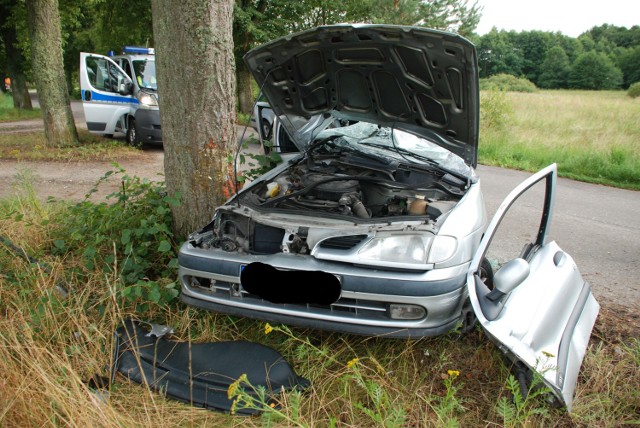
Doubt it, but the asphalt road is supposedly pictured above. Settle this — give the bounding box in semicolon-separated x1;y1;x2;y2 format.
478;164;640;308
2;96;638;309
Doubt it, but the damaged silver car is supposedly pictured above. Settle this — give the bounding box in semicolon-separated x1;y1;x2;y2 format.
178;24;598;409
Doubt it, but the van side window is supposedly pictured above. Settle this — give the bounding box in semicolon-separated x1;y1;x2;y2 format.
85;56;128;93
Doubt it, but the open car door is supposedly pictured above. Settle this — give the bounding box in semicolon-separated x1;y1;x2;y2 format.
79;52;134;135
467;164;599;411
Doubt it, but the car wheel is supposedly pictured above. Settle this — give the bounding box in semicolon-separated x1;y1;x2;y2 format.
460;258;494;333
480;258;494;290
261;119;272;140
127;118;140;147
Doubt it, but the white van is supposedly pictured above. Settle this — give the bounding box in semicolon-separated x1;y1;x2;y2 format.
79;47;161;145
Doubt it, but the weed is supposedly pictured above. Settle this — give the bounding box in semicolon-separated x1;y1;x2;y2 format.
496;367;552;426
430;370;465;427
480;89;513;130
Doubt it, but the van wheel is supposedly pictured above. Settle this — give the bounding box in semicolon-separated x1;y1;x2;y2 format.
127;119;140;147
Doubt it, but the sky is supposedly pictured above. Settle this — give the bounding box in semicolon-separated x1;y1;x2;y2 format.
474;0;640;37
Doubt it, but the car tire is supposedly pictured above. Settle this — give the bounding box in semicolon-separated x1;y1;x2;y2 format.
480;258;494;290
460;258;495;333
127;118;140;147
261;119;272;140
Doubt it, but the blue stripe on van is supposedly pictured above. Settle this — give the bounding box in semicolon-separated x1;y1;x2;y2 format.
82;89;139;104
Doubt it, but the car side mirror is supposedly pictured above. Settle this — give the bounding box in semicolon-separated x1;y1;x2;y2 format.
493;258;530;295
476;258;530;321
119;80;133;96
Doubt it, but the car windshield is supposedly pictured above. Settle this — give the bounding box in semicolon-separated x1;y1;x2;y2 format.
315;121;471;177
132;60;157;90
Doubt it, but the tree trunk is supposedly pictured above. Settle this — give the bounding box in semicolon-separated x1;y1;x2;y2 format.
25;0;78;146
151;0;236;237
2;34;33;109
236;58;254;114
0;0;33;109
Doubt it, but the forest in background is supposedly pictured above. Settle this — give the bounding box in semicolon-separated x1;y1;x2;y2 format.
1;0;638;107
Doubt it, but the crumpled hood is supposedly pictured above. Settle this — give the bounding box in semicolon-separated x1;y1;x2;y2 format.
244;24;479;166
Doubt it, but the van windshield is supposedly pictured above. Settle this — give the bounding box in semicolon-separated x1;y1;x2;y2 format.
133;60;157;90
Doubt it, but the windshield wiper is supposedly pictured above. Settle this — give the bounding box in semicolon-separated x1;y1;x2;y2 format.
359;142;470;182
359;142;440;167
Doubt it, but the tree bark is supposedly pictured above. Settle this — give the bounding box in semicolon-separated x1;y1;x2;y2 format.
25;0;78;146
151;0;236;237
236;59;253;114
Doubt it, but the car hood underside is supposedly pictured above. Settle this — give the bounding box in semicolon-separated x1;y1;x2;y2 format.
244;24;479;166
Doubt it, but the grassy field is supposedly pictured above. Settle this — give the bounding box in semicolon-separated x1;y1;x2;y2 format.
0;92;42;122
480;90;640;190
0;173;639;427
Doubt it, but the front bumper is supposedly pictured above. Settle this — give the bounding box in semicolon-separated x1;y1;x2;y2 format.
135;108;162;143
178;243;470;338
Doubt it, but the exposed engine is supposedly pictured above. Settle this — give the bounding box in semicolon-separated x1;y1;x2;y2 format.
239;153;466;220
191;143;470;255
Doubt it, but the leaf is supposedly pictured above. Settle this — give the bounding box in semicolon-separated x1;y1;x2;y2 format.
158;240;172;253
148;286;161;303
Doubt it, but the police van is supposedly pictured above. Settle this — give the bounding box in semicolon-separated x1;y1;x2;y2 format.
79;46;161;145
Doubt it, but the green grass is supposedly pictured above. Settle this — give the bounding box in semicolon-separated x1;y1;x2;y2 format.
0;173;639;427
0;92;42;121
479;90;640;190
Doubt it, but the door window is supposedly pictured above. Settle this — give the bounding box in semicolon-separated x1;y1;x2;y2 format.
85;56;128;93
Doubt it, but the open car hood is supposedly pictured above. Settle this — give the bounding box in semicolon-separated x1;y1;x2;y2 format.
244;24;479;166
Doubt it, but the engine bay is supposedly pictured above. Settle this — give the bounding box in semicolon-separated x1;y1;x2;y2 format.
239;141;468;220
190;136;472;255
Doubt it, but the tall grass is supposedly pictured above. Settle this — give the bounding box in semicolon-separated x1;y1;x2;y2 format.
1;172;639;426
480;90;640;190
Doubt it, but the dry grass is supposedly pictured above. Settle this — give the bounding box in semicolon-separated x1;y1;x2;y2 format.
1;168;639;427
480;90;640;190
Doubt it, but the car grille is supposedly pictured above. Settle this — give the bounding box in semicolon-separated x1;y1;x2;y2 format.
189;277;389;321
318;234;368;250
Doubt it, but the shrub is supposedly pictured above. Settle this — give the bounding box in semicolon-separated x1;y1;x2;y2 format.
479;74;537;93
48;165;181;311
627;82;640;98
480;89;513;130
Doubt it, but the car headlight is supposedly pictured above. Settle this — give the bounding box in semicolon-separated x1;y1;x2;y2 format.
426;235;457;264
137;91;158;107
358;235;430;265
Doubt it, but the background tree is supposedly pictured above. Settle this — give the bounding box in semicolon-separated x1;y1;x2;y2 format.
510;31;550;85
569;51;623;90
537;45;571;89
618;46;640;87
25;0;77;146
152;0;236;236
0;0;33;109
233;0;482;113
475;28;523;78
